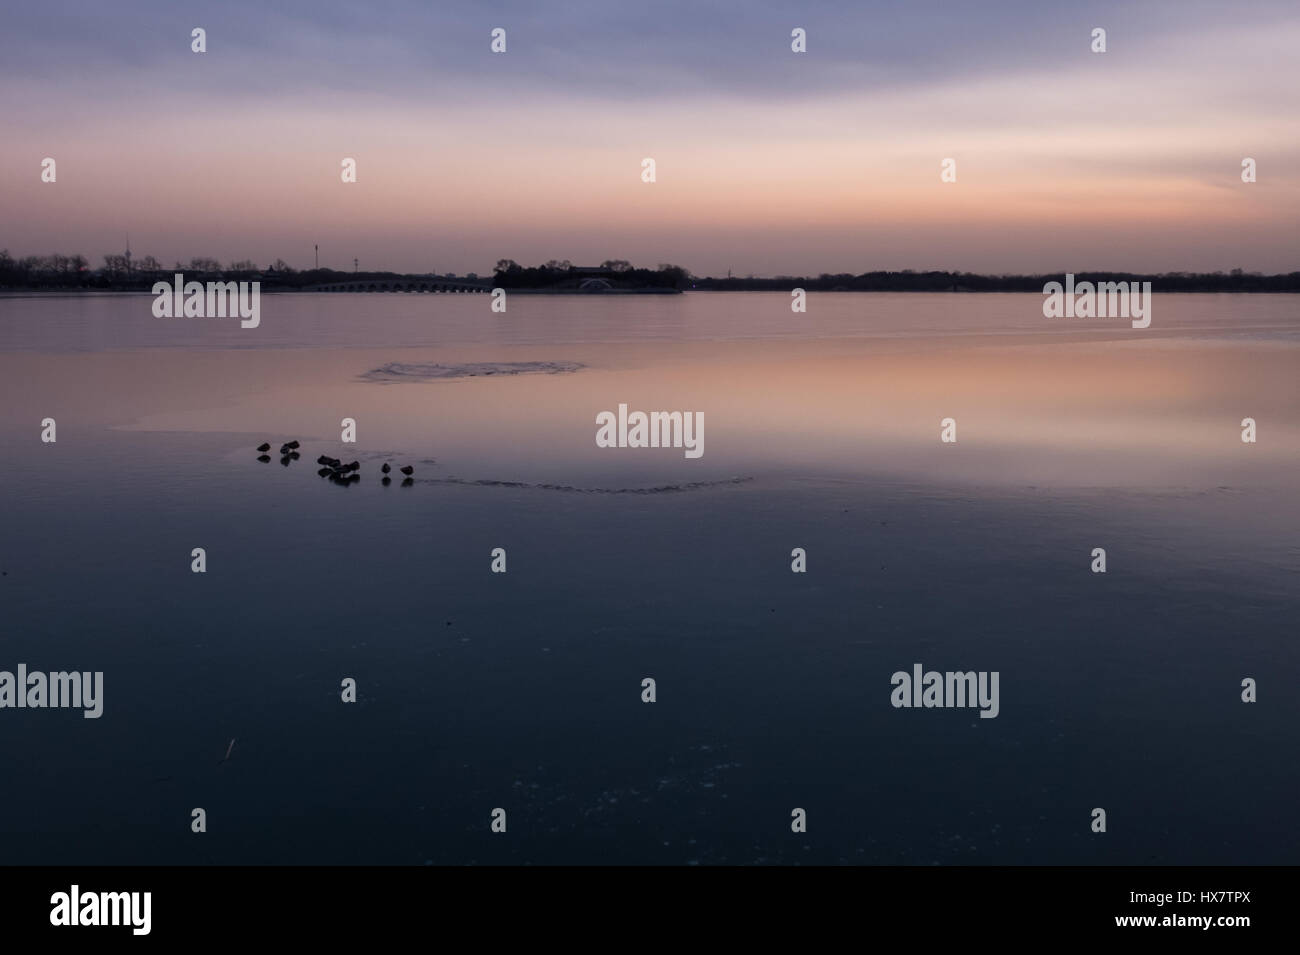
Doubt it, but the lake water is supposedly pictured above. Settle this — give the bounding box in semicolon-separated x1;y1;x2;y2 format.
1;291;1297;864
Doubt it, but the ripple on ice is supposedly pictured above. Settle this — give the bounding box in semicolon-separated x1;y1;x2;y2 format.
360;360;584;383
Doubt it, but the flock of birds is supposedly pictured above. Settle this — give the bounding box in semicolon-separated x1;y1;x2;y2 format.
255;441;415;486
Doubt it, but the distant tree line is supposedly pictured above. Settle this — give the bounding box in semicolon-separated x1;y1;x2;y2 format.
0;250;303;289
492;259;691;290
2;251;1296;292
691;268;1300;292
0;250;483;290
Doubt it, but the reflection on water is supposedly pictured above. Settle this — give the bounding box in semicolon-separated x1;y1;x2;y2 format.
0;292;1296;864
1;290;1298;351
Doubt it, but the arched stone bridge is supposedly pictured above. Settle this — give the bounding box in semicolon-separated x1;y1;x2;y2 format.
306;279;491;293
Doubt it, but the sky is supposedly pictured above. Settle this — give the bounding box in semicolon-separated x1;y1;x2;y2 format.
2;0;1298;276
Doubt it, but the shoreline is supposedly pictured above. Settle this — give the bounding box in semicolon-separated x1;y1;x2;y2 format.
4;287;1300;297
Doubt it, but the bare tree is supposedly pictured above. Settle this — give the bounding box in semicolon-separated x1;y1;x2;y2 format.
657;263;691;288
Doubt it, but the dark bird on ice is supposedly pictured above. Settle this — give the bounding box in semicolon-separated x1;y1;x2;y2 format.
256;443;271;452
399;465;414;476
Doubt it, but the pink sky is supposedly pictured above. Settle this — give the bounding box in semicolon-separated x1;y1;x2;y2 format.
2;7;1297;276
